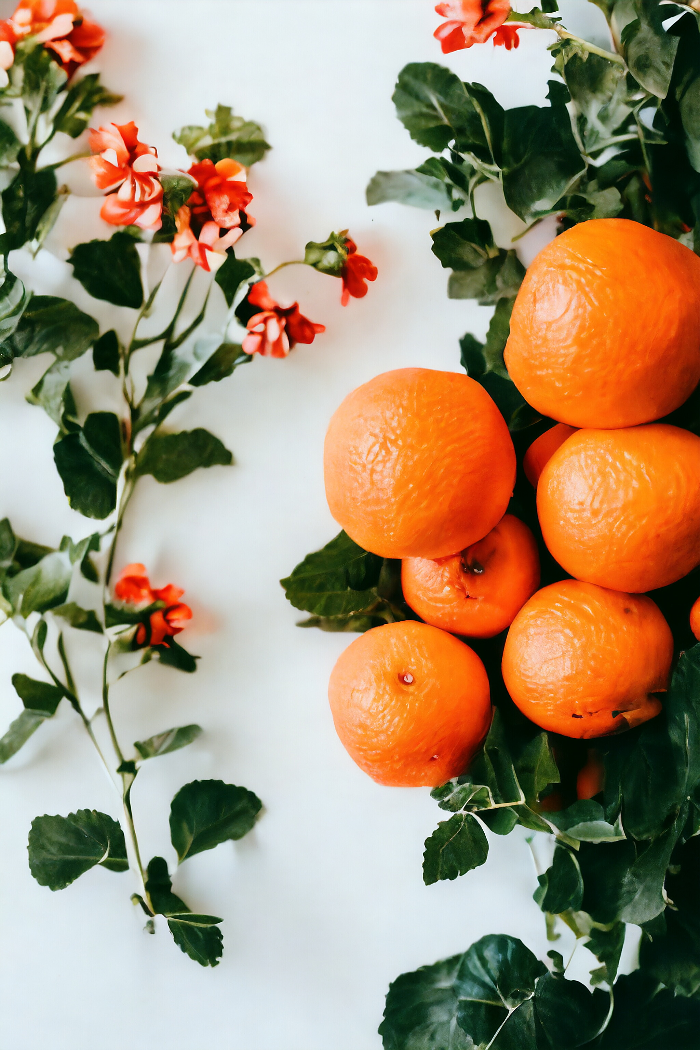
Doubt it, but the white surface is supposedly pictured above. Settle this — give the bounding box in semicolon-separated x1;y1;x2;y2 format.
0;3;606;1048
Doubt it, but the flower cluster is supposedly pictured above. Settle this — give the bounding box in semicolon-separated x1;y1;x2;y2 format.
241;280;325;358
0;0;104;84
434;0;524;52
171;158;253;272
114;564;192;647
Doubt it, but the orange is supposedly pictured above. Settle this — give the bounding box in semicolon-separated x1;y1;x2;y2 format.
502;580;673;739
537;424;700;592
577;750;605;800
401;514;540;638
323;368;516;559
504;219;700;429
691;597;700;640
328;620;491;786
523;424;577;487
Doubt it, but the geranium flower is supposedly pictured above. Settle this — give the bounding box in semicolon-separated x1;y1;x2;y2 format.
241;281;325;358
171;158;254;271
89;121;163;231
114;563;192;647
1;0;104;80
434;0;518;51
493;24;521;48
340;238;378;306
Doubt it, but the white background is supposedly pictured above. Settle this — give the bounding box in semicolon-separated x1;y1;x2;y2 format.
0;3;624;1048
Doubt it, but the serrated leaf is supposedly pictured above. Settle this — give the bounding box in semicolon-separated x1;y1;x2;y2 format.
52;73;122;138
366;168;461;211
28;809;128;889
144;856;223;967
135;428;232;483
54;412;122;519
169;779;262;863
423;812;489;885
587;922;625;987
51;602;102;633
69;232;143;309
134;724;202;760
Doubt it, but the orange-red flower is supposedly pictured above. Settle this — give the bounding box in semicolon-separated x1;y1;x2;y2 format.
114;563;192;647
171;158;254;271
0;1;104;80
434;0;518;51
89;121;163;231
241;281;325;358
493;23;521;48
340;238;378;306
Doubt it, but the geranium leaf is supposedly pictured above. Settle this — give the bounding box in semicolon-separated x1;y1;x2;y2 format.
1;167;57;251
547;800;626;843
28;809;128;889
281;531;383;617
366;168;461;211
169;779;262;862
134;724;202;760
51;602;103;633
6;295;98;361
190;342;248;385
144;856;223;967
501;103;585;222
214;252;256;307
54;412;122;519
92;330;120;375
534;845;584;914
69;232;144;309
423;812;489;885
135;428;232;483
52;73;122;138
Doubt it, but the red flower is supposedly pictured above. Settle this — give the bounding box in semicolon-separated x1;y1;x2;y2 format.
171;158;254;271
2;1;104;79
242;281;325;358
493;24;522;48
114;563;192;647
340;238;378;307
89;121;163;231
434;0;517;51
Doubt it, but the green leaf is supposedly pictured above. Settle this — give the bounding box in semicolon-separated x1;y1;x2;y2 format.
0;272;28;369
28;809;128;890
534;845;584;914
0;672;64;763
5;550;72;616
18;42;67;113
134;724;202;760
448;249;525;304
432;709;524;813
431;217;497;271
214;252;256;308
0;119;20;165
154;638;199;673
54;412;122;519
423;812;489;885
135;428;232;484
92;330;120;375
594;970;700;1049
379;952;476;1050
169;779;262;863
0;709;52;763
69;232;144;309
1;167;57;251
640;836;700;996
139;334;230;419
144;856;223;967
455;936;546;1042
366;168;462;211
501;103;586;222
533;972;608;1048
514;732;560;808
51;602;103;633
173;104;271;166
548;800;626;844
190;342;248;386
6;295;98;361
668;13;700;173
587;922;625;986
52;73;122;138
560;51;632;155
620;0;680;99
26;359;74;427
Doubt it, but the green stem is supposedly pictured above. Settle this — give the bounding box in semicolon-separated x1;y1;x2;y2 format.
104;466;137;590
552;26;625;65
40;149;91;171
263;259;307;280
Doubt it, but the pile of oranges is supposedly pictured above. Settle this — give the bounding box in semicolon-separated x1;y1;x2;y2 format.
323;219;700;790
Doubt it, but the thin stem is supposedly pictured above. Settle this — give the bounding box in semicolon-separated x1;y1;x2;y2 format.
101;644;124;765
104;467;136;590
263;259;307;280
564;939;580;973
40;150;91;171
552;26;625;65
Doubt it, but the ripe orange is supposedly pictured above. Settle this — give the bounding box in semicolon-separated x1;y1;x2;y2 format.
523;424;577;487
537;424;700;592
323;368;516;559
328;620;491;787
504;219;700;429
691;596;700;641
401;514;540;638
502;580;673;739
577;750;605;800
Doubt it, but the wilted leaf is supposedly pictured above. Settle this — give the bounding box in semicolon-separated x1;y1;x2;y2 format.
169;779;262;862
28;809;128;889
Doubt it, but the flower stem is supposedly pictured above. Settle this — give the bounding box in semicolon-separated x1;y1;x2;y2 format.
552;26;625;66
263;259;307;280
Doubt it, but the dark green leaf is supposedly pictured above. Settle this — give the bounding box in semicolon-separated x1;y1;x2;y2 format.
547;800;625;843
0;119;20;165
1;167;57;251
448;249;525;304
54;412;122;519
18;42;67;113
455;935;546;1044
52;73;122;138
79;532;101;583
173;104;271;166
431;217;497;271
0;709;52;763
214;252;256;308
92;330;120;375
534;845;584;914
26;359;74;427
135;428;232;484
533;972;608;1048
423;812;489;885
139;335;227;418
668;14;700;173
303;231;349;276
392;63;476;152
587;923;625;986
134;724;202;760
190;342;248;385
640;836;700;996
379;952;476;1050
154;639;198;673
514;732;560;808
169;779;262;863
432;710;524;814
28;809;128;889
281;531;383;617
6;295;98;361
0;272;28;369
560;51;632;155
366;168;462;211
51;602;103;633
144;856;223;967
594;970;700;1048
12;673;64;713
620;0;680;99
69;232;144;309
501;104;586;221
0;517;16;564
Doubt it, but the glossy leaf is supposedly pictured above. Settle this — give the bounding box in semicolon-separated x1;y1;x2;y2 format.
534;845;584;914
214;252;256;307
144;856;223;967
431;217;497;271
501;104;585;221
423;812;489;885
169;779;262;863
54;412;122;519
190;342;248;385
136;428;231;484
69;232;144;309
134;724;202;760
533;972;608;1048
174;104;271;166
28;809;128;889
6;296;98;361
52;73;122;137
639;836;700;996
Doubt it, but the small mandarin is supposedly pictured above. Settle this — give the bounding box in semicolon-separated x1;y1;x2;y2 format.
328;620;491;787
523;424;577;487
577;750;605;800
502;580;673;739
691;597;700;641
401;514;540;639
323;368;516;559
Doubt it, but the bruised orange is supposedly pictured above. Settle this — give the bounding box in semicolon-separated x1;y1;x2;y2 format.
537;424;700;592
523;424;577;487
502;580;673;739
401;514;540;639
505;219;700;429
328;620;491;787
323;368;516;559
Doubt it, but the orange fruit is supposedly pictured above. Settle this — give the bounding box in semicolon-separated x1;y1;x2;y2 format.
401;514;540;639
537;424;700;592
504;218;700;428
323;367;516;559
328;620;491;786
502;580;673;739
577;750;605;800
523;424;577;487
691;596;700;640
